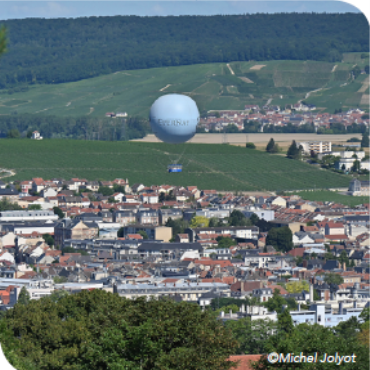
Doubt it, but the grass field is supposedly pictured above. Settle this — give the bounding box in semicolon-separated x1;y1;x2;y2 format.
0;139;357;192
292;190;368;207
0;55;366;118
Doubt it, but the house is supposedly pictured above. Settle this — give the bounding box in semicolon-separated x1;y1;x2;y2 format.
31;131;43;140
159;208;183;225
325;222;345;236
267;196;287;208
113;211;136;226
244;252;277;268
32;178;46;193
293;232;315;246
40;187;58;198
0;188;19;203
140;193;159;204
137;242;202;260
81;181;99;192
252;287;273;302
112;192;125;203
175;233;189;243
20;181;32;194
54;219;99;247
187;226;259;243
131;183;146;194
123;225;172;242
100;181;113;188
136;210;159;225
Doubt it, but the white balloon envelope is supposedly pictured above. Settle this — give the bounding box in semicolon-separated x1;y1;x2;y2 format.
149;94;200;144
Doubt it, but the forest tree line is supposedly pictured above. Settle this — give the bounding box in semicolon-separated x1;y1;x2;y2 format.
0;114;151;140
0;13;368;88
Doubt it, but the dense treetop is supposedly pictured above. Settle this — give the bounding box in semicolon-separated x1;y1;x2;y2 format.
0;13;368;88
3;289;238;370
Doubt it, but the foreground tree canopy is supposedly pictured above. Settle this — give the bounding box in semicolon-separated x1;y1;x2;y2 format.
2;289;238;370
253;309;369;370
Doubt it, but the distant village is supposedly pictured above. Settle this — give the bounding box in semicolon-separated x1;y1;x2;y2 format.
199;104;369;132
0;176;369;328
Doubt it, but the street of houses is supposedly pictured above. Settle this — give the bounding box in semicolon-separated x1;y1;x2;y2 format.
0;176;369;327
199;105;369;132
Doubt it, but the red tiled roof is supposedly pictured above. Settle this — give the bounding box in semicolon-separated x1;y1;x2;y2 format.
288;248;305;257
325;235;348;240
161;278;180;284
325;222;344;228
194;260;233;267
228;355;263;370
268;284;288;295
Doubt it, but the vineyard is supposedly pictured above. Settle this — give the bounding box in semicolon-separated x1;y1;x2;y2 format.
0;139;355;192
0;57;362;118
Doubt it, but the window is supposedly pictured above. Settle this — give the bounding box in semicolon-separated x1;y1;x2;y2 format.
318;315;321;322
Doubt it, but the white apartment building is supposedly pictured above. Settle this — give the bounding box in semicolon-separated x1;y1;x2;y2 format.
0;210;58;222
298;141;331;154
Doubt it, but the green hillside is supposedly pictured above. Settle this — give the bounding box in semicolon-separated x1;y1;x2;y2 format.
1;56;367;118
0;139;354;191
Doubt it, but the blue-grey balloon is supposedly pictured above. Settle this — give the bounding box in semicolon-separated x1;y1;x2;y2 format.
150;94;200;144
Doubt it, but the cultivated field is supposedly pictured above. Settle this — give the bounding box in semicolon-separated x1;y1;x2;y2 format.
0;139;355;192
0;55;365;118
134;133;363;145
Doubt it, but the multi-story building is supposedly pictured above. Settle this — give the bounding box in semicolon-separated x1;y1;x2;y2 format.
0;210;58;222
123;225;172;242
115;282;230;302
159;208;183;225
187;226;259;242
113;211;136;226
298;141;331;154
54;219;99;247
136;210;159;225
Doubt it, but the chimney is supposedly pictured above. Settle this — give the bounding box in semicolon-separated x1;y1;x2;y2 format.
342;262;346;271
229;309;233;317
309;284;314;302
339;302;343;314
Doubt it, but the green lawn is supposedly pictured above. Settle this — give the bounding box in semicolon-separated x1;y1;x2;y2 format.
0;139;356;192
0;58;356;118
292;190;368;207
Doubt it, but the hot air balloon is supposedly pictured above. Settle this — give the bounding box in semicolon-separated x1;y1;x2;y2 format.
149;94;200;172
149;94;200;144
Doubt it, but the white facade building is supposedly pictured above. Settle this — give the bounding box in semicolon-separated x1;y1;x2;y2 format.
31;131;43;140
298;141;331;154
0;210;58;222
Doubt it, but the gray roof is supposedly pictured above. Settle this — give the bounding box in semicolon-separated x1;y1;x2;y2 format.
138;242;202;252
